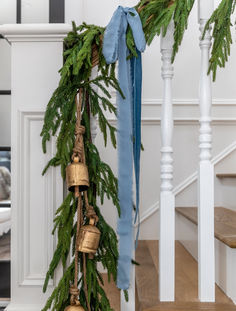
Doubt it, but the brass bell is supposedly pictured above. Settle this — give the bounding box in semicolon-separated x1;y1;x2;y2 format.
77;218;101;254
64;304;85;311
66;157;89;193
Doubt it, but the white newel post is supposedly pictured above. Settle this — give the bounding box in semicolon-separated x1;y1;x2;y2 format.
0;24;71;311
198;0;215;302
159;21;175;302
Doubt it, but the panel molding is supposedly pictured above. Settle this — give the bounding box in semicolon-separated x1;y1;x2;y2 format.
106;97;236;124
18;111;55;287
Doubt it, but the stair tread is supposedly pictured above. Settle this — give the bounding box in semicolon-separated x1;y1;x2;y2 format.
102;274;120;311
216;173;236;178
136;240;159;309
176;207;236;248
135;241;233;311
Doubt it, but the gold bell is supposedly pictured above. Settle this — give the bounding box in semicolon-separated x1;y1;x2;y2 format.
64;304;85;311
66;157;89;193
77;218;101;254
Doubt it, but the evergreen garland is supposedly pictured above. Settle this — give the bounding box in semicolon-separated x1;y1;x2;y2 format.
204;0;236;81
42;0;236;309
41;22;124;311
127;0;195;61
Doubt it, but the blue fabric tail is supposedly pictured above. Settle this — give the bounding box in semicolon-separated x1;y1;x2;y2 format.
131;50;142;248
102;6;146;290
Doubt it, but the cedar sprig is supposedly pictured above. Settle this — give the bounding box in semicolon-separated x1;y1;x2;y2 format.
41;23;121;311
203;0;236;81
126;0;195;62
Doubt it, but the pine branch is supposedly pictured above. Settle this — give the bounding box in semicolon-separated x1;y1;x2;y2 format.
203;0;235;81
126;0;195;62
41;23;121;311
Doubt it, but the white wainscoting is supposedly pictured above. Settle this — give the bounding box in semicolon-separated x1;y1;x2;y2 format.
18;111;55;287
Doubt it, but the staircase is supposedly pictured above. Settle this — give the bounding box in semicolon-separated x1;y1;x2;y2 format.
103;173;236;310
135;241;235;311
104;240;236;310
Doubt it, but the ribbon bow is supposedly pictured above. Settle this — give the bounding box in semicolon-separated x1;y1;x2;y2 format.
103;6;146;290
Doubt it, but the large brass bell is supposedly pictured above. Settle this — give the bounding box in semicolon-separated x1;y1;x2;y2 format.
77;218;101;254
64;304;85;311
66;157;89;193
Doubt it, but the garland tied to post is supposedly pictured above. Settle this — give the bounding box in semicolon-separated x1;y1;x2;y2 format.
41;1;234;310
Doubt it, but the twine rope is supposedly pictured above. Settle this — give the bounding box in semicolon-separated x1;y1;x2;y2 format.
70;193;82;306
69;88;98;310
72;89;85;164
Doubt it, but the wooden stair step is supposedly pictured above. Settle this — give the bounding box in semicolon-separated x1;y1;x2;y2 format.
216;173;236;179
103;239;235;310
135;240;159;310
102;273;120;311
176;207;236;248
135;241;234;311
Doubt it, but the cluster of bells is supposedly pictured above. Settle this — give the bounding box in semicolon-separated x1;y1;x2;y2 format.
65;158;101;311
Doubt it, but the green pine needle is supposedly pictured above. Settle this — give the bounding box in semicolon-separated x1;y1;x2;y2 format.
203;0;235;81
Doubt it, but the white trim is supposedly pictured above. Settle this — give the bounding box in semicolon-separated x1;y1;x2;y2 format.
109;118;236;125
142;98;236;106
138;140;236;225
109;95;236;106
0;24;71;35
0;24;71;42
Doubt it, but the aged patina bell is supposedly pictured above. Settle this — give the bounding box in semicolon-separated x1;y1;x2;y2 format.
77;218;101;254
64;304;85;311
66;157;89;193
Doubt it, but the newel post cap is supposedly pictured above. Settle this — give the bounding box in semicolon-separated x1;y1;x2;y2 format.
0;23;72;42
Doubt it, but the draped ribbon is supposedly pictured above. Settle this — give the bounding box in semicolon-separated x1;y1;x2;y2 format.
103;6;146;290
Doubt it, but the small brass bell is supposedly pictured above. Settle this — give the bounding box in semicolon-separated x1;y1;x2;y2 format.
64;304;85;311
77;218;101;254
66;157;89;193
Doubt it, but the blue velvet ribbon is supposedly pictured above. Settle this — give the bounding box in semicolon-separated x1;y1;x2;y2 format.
103;6;146;290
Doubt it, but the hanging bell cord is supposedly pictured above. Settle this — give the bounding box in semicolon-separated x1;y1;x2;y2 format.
72;89;86;164
70;192;82;306
69;88;97;311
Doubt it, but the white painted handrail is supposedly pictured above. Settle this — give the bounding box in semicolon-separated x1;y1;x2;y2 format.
198;0;215;302
0;23;71;41
159;20;175;302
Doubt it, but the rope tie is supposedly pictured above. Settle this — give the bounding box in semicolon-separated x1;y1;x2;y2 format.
72;90;85;164
84;192;98;223
69;285;80;305
69;88;98;311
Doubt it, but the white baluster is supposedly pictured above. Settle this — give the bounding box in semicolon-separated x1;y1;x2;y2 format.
198;0;215;302
159;20;175;302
